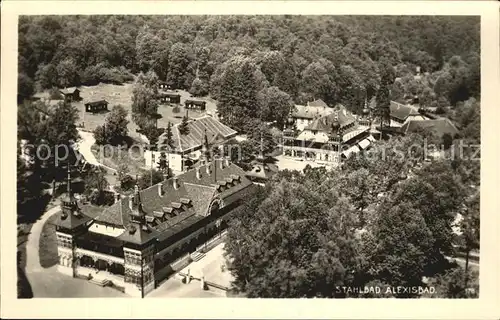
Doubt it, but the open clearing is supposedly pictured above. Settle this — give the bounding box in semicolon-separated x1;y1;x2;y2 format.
71;83;218;137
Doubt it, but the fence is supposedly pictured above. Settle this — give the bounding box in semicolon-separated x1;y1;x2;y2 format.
176;271;230;294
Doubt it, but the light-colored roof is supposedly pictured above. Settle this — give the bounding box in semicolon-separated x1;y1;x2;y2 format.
307;99;329;108
390;101;420;121
342;145;360;158
358;139;371;150
59;87;79;95
292;104;334;120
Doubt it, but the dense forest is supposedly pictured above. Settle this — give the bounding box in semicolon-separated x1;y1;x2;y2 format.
17;15;481;299
19;15;480;129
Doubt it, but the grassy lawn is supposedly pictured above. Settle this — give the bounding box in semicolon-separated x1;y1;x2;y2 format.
39;214;59;268
53;82;219;139
91;144;145;178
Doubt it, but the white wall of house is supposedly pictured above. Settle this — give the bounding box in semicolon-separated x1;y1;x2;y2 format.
144;150;184;172
295;118;313;131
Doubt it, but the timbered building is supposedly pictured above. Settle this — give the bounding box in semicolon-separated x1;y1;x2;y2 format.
54;160;255;297
184;99;206;111
85;100;109;113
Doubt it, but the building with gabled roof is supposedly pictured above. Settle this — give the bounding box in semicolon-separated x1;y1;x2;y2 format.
54;159;255;297
283;104;376;164
389;101;429;127
400;118;459;137
59;87;81;102
144;115;238;173
291;101;335;131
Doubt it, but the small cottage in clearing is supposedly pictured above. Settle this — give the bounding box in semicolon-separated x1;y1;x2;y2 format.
158;92;181;104
85;100;109;113
59;87;81;102
184;99;207;111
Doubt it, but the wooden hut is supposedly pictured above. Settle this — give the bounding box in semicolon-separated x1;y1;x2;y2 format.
85;100;109;113
59;87;81;102
184;99;206;111
158;92;181;104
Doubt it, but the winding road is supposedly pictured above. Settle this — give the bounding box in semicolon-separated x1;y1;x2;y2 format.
76;129;117;172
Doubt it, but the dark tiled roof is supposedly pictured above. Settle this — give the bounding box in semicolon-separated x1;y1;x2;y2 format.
305;105;356;132
54;208;93;230
183;183;216;216
185;99;206;105
117;223;159;245
179;160;252;192
86;200;131;227
158;115;237;153
54;199;93;230
400;119;459;137
390;101;420;121
80;160;251;245
84;100;108;107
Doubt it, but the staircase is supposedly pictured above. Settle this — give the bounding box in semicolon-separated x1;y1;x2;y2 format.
89;278;111;287
190;251;206;262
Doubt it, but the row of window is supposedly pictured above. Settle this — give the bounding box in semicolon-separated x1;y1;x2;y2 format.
57;239;72;248
124;271;153;285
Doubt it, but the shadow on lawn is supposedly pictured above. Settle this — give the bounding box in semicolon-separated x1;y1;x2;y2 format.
17;252;34;299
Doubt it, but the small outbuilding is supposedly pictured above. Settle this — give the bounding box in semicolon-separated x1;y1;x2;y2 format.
158;92;181;104
85;100;109;113
59;87;81;102
184;99;206;111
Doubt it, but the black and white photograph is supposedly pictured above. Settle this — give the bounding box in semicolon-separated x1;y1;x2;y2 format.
1;1;499;319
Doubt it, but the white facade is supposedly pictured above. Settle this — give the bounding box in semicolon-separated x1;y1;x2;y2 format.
296;118;313;131
144;150;188;173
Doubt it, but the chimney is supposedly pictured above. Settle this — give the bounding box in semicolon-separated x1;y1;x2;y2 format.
173;177;179;190
196;167;201;180
225;158;230;167
158;183;164;197
220;159;225;170
206;163;211;175
115;193;121;204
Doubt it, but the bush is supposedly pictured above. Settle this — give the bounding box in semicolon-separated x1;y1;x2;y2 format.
120;175;136;191
89;190;115;206
49;87;63;100
80;64;134;86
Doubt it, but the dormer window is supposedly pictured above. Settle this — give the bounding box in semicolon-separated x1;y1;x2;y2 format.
180;198;191;206
153;211;164;219
128;225;137;234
